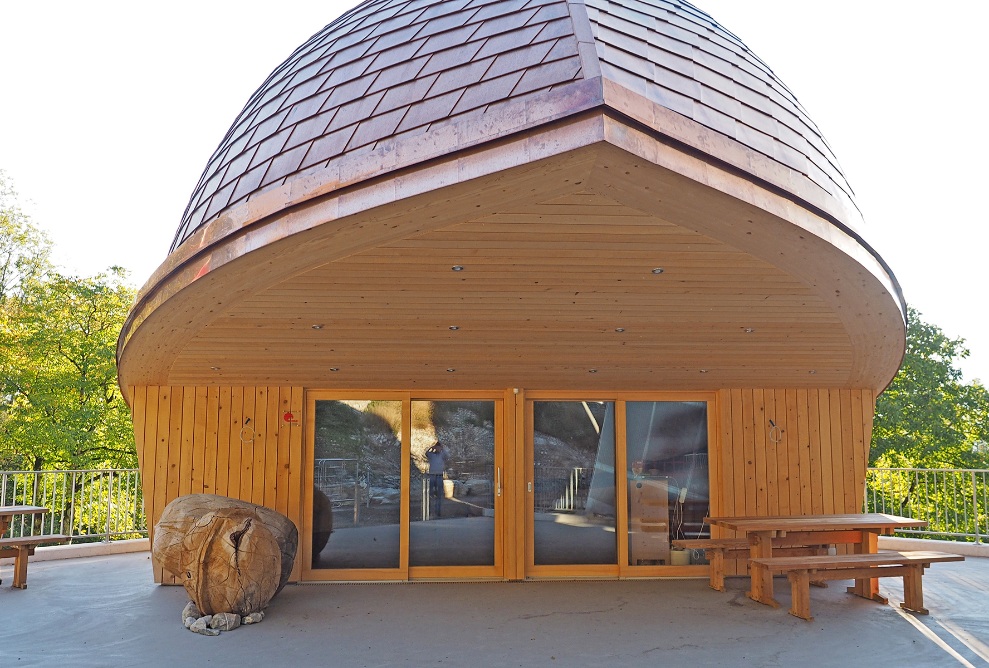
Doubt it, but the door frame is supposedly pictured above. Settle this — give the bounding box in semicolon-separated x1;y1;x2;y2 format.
519;391;716;580
301;390;510;582
301;389;715;581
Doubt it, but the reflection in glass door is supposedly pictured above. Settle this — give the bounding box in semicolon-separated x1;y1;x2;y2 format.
410;400;497;567
532;401;616;565
311;399;403;570
625;402;709;567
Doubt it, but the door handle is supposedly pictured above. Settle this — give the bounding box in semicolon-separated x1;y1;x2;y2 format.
527;482;533;492
496;467;502;497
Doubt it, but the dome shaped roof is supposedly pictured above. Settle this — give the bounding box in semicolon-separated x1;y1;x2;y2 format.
172;0;854;250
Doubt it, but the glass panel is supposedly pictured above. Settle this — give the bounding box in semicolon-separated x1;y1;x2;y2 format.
533;401;616;565
626;402;709;566
410;401;496;567
312;400;402;570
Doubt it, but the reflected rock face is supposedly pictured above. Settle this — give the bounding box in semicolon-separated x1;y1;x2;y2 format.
152;494;298;616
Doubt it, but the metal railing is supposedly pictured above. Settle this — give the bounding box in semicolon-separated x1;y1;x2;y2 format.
1;469;146;542
865;467;988;544
4;466;986;544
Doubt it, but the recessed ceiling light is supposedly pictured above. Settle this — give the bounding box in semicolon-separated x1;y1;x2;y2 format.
699;369;708;373
615;327;625;333
311;324;324;330
446;368;456;372
744;328;755;333
210;366;220;371
651;268;664;274
588;369;598;373
449;325;460;331
809;370;817;374
329;367;339;372
451;265;464;272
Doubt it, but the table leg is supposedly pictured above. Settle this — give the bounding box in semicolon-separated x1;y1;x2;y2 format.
848;529;887;603
746;531;779;607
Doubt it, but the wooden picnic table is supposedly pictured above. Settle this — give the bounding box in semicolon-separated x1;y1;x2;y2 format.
0;505;69;588
706;513;928;608
0;505;50;537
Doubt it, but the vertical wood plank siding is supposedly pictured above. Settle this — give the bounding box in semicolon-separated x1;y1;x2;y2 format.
712;388;875;574
131;385;875;583
130;386;305;583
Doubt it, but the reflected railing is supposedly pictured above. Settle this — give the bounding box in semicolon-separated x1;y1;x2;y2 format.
534;466;588;513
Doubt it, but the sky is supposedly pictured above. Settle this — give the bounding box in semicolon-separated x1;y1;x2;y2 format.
2;1;987;382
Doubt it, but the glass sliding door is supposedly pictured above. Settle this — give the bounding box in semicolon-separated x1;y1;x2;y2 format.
311;399;403;571
625;401;709;567
409;400;497;568
531;401;617;566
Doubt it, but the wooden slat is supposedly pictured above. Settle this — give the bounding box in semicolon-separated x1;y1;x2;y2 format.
287;386;304;582
275;387;291;516
821;390;845;513
251;387;268;506
178;387;194;498
840;390;857;512
203;387;220;495
812;389;831;514
227;387;244;501
191;387;208;495
741;389;757;516
791;389;806;515
215;386;232;497
264;386;280;509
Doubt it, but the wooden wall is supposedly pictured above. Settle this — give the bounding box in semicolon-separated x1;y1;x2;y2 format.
130;385;875;582
711;388;875;573
130;385;305;583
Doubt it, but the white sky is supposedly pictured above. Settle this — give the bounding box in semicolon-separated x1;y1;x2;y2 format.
2;1;987;383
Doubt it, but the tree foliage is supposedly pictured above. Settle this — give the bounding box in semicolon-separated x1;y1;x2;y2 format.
871;307;989;468
1;172;137;471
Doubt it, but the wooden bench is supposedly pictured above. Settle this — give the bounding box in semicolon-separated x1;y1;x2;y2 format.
749;550;965;621
672;536;845;592
0;535;71;589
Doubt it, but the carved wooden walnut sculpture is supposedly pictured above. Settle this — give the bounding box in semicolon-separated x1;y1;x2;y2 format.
153;495;298;616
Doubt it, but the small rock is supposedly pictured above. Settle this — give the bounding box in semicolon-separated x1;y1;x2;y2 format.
184;616;197;629
182;601;201;622
189;617;220;636
242;611;265;624
210;612;241;631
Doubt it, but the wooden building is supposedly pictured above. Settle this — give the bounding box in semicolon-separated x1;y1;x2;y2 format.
117;0;905;584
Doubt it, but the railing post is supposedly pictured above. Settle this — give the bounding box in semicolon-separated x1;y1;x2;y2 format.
106;470;114;543
973;470;982;545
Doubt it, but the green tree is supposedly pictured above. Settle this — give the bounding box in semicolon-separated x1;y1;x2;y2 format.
0;172;137;471
871;307;989;468
0;171;52;301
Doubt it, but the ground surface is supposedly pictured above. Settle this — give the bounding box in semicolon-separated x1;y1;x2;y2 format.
1;551;986;667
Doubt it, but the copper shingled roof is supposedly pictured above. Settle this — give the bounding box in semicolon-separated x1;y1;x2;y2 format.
171;0;853;251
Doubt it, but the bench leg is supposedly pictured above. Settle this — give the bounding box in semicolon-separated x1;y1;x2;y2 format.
787;570;814;621
900;565;929;615
708;549;726;592
12;545;30;589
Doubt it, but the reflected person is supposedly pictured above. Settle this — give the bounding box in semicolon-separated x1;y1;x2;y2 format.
425;441;449;517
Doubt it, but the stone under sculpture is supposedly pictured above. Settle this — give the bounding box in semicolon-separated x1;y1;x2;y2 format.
152;494;298;619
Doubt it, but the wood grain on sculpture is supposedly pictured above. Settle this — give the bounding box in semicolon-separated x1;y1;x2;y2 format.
152;494;298;617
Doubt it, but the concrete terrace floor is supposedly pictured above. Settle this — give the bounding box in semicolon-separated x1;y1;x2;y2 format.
1;551;987;668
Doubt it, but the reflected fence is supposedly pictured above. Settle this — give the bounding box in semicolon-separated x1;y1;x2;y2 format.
865;468;988;544
0;469;146;542
3;467;987;544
